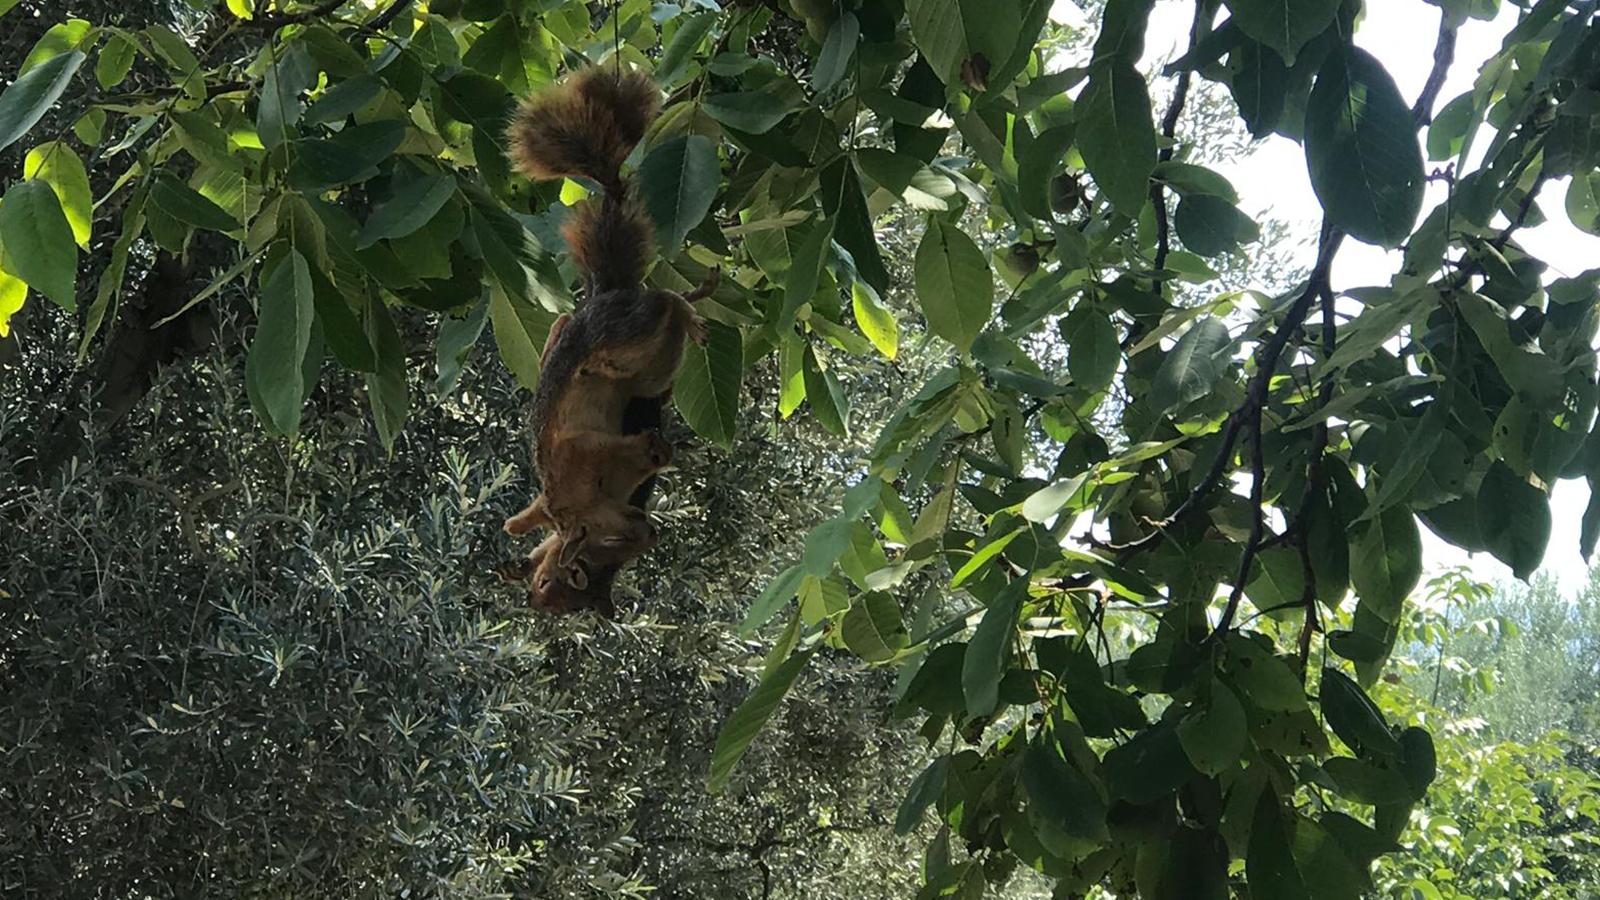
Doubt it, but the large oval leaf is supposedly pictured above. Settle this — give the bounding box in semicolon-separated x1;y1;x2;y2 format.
1151;317;1231;412
1225;0;1341;65
1349;504;1421;623
706;648;816;794
24;142;92;248
674;318;743;449
0;179;78;309
1076;59;1157;217
914;217;993;353
0;50;85;152
962;577;1026;718
245;248;316;435
1305;46;1424;247
639;134;719;250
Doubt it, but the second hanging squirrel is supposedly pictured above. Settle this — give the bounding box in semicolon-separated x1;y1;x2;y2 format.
500;66;718;609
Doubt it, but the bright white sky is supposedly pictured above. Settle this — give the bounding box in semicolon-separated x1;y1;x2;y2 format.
1052;1;1599;594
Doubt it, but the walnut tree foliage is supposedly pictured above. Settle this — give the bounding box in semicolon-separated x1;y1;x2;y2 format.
2;0;1600;897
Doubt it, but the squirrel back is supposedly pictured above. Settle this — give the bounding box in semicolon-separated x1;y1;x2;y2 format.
507;67;660;294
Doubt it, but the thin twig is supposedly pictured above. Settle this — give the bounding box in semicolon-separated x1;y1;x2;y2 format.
1410;13;1459;126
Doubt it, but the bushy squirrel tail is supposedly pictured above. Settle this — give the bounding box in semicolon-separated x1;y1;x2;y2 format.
507;67;660;293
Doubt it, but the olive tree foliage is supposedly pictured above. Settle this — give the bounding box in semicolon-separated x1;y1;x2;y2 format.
3;0;1600;896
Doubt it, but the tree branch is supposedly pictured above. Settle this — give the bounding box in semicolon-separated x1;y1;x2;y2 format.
1410;13;1459;126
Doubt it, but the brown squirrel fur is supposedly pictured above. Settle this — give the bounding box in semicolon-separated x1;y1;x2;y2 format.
502;66;717;594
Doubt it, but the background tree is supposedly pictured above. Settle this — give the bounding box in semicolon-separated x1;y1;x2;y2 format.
2;0;1599;898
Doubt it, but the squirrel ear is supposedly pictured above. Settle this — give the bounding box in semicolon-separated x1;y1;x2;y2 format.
558;525;588;568
564;564;590;591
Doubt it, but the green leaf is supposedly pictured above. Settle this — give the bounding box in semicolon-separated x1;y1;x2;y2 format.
1567;170;1600;236
703;91;796;134
1224;0;1341;65
1104;723;1196;803
640;134;719;250
1151;317;1231;412
1349;504;1421;623
1018;124;1075;221
486;283;550;391
20;20;92;75
906;0;1024;88
1397;726;1436;796
151;174;240;233
812;12;859;93
1177;678;1247;776
1305;47;1425;247
257;43;316;149
1061;306;1119;391
841;592;909;662
962;577;1025;718
358;175;456;248
914;218;994;353
1224;635;1308;712
0;179;77;309
308;268;375;372
852;281;898;359
363;297;408;450
1174;194;1261;257
1475;461;1550;580
778;333;806;417
23;142;91;248
78;189;145;357
1244;547;1305;615
246;249;316;435
1319;668;1400;758
1230;40;1288;137
657;11;717;85
0;254;24;337
1248;787;1310;900
821;157;889;292
895;755;950;835
675;319;743;449
1020;473;1089;523
802;344;850;437
1153;161;1240;203
1023;740;1109;843
707;648;816;794
0;51;85;153
742;564;807;635
781;214;832;330
1322;757;1417;805
1076;59;1157;216
95;33;137;90
435;296;487;394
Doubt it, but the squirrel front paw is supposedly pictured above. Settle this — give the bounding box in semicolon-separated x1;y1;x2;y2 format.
686;313;710;347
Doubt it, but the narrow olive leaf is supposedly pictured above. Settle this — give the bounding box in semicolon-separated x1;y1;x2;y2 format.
363;296;409;451
358;175;456;248
640;134;719;250
24;142;92;247
707;648;816;794
895;755;950;835
1076;59;1157;216
1151;317;1231;412
245;249;315;435
1475;460;1550;580
1023;741;1110;842
1174;194;1260;257
914;218;994;353
1305;46;1425;247
1349;504;1422;623
0;50;85;152
812;12;859;93
1061;306;1119;391
674;319;743;449
657;11;717;85
1320;668;1401;758
962;577;1026;719
1177;679;1247;776
151;174;240;232
802;344;850;437
852;281;899;359
742;563;807;635
0;180;78;309
1224;0;1341;65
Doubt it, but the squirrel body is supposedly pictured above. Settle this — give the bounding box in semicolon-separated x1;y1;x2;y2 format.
501;66;717;606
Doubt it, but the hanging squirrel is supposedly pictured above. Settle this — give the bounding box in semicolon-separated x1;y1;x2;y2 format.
500;66;718;608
